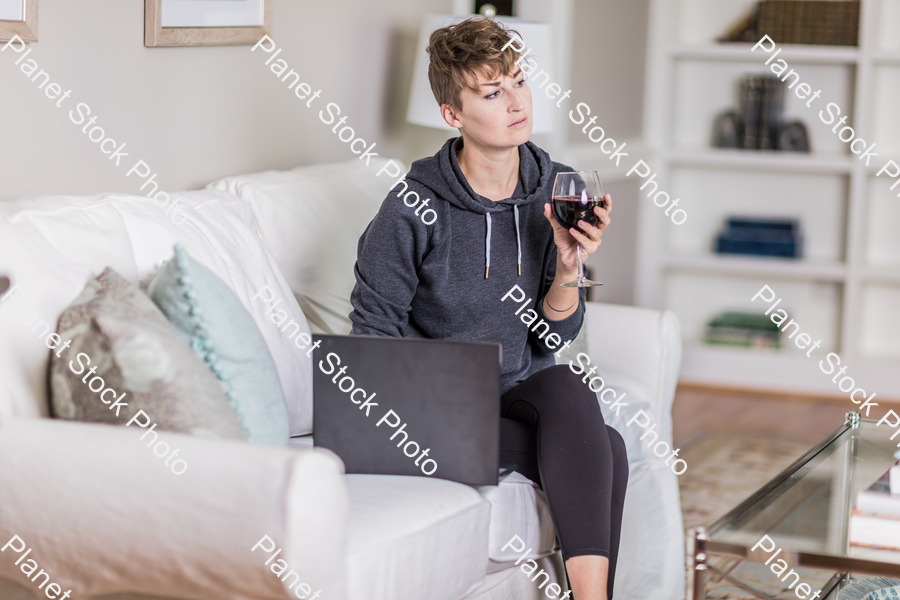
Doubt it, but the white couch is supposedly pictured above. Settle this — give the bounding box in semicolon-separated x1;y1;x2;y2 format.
0;158;685;600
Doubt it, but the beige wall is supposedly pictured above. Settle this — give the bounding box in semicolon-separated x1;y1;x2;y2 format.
570;0;649;142
0;0;453;201
1;0;650;202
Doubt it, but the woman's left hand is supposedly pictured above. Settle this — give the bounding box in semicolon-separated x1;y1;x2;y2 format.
543;193;613;273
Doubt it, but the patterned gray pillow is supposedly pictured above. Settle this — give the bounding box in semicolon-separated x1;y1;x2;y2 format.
49;267;246;440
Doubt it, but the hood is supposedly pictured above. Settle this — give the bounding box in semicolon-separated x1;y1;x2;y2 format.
404;137;557;279
405;136;555;214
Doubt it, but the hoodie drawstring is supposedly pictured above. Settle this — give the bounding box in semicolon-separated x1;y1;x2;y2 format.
514;205;522;276
484;208;522;279
485;213;492;279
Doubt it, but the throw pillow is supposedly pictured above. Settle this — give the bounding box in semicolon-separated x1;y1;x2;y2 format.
208;157;402;335
148;244;290;446
49;267;246;440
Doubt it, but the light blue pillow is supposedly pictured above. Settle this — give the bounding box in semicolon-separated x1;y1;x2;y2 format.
148;244;290;446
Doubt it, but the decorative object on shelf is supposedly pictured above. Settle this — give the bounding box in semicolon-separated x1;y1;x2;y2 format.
759;0;860;47
715;217;803;258
712;111;741;148
704;312;781;349
144;0;272;47
776;120;811;152
713;74;810;152
0;0;37;42
719;0;860;47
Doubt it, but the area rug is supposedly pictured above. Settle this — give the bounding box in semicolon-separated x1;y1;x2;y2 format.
679;433;836;599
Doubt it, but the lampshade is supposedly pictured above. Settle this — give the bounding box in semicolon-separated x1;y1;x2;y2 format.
406;15;556;134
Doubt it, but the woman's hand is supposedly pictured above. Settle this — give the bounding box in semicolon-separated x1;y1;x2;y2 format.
542;193;612;274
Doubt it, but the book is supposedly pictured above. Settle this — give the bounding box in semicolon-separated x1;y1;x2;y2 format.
855;462;900;517
849;510;900;551
740;76;763;150
758;77;785;150
715;217;802;258
705;312;781;349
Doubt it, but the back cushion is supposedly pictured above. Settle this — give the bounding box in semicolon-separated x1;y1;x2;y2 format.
0;199;139;419
209;157;405;335
0;191;315;436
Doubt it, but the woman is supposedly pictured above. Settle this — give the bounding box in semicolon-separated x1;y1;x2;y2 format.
349;17;628;600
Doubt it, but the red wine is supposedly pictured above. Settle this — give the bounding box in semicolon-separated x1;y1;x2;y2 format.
552;195;606;230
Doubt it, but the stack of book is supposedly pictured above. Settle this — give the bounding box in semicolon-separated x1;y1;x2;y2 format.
715;217;803;258
740;75;785;150
850;460;900;551
704;312;781;349
719;0;860;46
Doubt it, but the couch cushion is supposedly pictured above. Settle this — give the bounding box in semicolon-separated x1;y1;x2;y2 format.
475;471;557;565
0;199;139;419
149;245;290;445
50;267;246;441
345;474;490;600
0;191;315;436
113;190;314;436
209;158;405;336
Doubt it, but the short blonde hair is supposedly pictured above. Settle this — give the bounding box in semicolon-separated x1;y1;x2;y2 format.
426;17;522;111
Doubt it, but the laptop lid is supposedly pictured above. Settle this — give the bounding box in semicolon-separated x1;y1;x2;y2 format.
312;334;501;485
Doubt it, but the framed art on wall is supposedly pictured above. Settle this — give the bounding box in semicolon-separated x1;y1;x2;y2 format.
0;0;38;43
145;0;272;47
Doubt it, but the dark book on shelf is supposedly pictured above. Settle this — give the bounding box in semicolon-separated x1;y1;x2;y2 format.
715;217;803;258
740;76;764;150
727;218;799;233
759;77;785;150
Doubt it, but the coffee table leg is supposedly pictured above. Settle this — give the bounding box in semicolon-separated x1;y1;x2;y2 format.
686;526;708;600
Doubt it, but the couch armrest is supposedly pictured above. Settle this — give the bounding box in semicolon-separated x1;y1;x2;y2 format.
579;302;686;600
581;302;681;438
0;418;349;600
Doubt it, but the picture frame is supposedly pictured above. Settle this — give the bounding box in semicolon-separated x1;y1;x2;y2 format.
144;0;272;47
0;0;38;43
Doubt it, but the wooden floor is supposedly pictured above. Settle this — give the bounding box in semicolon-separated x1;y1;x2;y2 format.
672;384;853;450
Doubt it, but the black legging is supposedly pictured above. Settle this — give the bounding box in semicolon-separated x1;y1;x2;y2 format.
500;364;628;599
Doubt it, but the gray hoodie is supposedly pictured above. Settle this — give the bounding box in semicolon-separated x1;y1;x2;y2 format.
350;136;585;394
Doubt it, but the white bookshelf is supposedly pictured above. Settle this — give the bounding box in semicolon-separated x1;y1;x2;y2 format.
640;0;900;399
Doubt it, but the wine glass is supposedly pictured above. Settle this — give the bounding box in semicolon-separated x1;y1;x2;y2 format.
551;171;606;288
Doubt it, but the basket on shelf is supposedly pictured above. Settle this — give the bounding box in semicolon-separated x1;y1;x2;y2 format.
720;0;860;47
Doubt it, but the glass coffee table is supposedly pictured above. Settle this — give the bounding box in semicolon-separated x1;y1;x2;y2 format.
687;412;900;600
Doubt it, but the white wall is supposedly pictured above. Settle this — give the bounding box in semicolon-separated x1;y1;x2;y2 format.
0;0;452;201
569;0;650;305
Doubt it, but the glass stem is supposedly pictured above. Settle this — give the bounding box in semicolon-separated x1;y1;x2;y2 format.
576;244;584;283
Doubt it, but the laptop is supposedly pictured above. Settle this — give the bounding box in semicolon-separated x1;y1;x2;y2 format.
312;334;501;485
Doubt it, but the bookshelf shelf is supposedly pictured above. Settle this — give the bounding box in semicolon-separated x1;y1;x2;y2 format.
862;267;900;285
670;43;860;64
664;254;847;281
667;148;853;174
641;0;900;399
871;51;900;65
